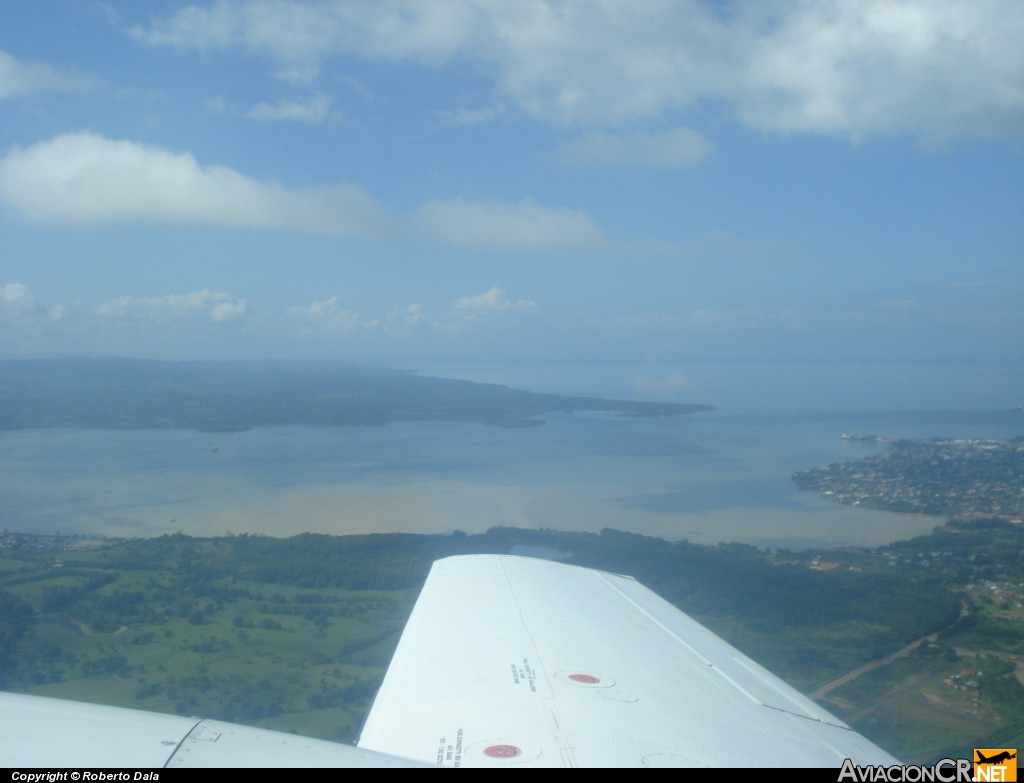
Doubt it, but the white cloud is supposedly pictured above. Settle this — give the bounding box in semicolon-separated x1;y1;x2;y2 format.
415;197;606;250
96;290;249;323
0;284;78;354
134;0;490;67
0;50;91;99
287;296;368;330
0;283;44;351
2;282;38;311
434;287;539;334
560;128;713;168
209;299;249;322
369;289;538;336
734;1;1024;139
0;282;66;321
394;303;425;328
0;132;390;235
0;287;266;357
137;1;1024;139
132;1;255;51
247;93;331;122
453;287;536;312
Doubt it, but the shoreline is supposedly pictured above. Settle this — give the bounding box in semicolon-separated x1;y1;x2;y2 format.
2;478;943;552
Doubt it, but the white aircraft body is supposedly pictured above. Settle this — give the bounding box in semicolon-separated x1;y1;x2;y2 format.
0;555;899;767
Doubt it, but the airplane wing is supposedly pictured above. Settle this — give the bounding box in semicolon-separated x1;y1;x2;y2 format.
356;555;898;767
0;554;898;768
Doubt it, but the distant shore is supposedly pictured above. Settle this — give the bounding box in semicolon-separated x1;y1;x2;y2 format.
0;357;712;431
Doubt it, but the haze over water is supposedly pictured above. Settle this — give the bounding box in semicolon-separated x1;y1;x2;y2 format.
2;5;1020;554
3;362;1020;551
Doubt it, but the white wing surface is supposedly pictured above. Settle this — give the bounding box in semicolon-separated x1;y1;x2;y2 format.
356;555;899;768
0;691;424;767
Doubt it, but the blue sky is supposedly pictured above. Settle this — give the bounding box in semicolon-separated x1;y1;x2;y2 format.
1;1;1022;405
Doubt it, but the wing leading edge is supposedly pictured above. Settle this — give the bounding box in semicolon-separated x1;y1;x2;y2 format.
356;554;899;768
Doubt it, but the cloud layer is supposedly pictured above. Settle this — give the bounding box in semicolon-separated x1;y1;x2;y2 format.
453;287;536;312
0;133;608;249
0;50;91;99
288;297;369;330
96;290;249;323
4;278;1020;367
135;0;1024;139
0;282;548;358
0;132;390;235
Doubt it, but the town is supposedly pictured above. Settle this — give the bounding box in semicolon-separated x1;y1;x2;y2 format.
793;438;1024;521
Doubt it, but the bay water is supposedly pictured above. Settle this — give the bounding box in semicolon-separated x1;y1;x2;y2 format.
2;407;1019;550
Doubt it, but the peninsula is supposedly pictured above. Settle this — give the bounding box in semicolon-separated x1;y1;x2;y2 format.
0;358;711;431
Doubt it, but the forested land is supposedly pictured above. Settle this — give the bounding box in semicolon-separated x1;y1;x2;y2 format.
3;522;1022;761
0;358;710;431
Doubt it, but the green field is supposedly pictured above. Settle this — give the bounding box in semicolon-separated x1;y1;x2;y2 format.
2;523;1022;761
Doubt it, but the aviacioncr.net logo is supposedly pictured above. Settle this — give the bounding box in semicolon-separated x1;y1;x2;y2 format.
974;749;1017;782
838;758;972;781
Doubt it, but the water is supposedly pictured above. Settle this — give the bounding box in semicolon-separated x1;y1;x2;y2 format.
404;361;1024;414
2;408;1019;549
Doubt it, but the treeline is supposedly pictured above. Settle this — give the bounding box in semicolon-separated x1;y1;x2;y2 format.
19;526;963;664
879;518;1024;594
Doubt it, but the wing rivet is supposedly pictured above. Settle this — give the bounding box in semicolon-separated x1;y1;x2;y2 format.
569;673;601;684
484;744;523;758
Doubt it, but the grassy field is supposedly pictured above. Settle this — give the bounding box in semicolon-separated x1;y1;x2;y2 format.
1;542;416;743
2;526;1022;762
